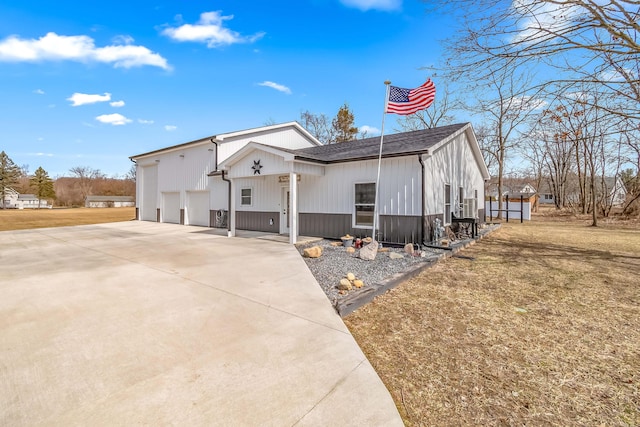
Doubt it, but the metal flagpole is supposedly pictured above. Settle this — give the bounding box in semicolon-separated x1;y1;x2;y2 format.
372;81;391;241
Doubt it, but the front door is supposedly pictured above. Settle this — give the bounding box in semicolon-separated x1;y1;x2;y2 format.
280;187;290;235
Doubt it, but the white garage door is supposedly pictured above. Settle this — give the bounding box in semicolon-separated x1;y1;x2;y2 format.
187;191;210;227
162;192;180;224
141;165;158;221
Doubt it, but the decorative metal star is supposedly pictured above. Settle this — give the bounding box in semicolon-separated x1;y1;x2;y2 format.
252;159;263;175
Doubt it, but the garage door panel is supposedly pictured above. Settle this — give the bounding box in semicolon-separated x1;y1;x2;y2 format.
162;192;180;224
141;165;158;221
187;191;209;227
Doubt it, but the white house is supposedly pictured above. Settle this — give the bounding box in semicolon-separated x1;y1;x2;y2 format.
85;195;135;208
2;188;51;209
131;122;490;245
539;176;627;207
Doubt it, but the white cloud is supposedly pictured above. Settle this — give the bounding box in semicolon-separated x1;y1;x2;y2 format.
67;92;111;106
257;81;292;95
138;118;154;124
112;35;134;45
26;152;54;157
511;1;584;44
340;0;401;11
164;125;177;131
507;95;548;111
162;11;265;48
33;88;45;95
0;32;170;70
96;113;132;125
599;68;635;83
110;100;125;107
359;125;381;136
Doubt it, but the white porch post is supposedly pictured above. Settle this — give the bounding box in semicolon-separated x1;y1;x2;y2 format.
228;178;236;237
289;172;298;244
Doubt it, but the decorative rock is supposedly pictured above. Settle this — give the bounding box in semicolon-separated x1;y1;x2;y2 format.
338;278;352;290
441;239;449;247
353;279;364;288
346;272;356;282
330;241;343;247
404;243;414;254
359;240;378;261
389;252;404;259
303;246;323;258
378;247;390;253
346;247;356;254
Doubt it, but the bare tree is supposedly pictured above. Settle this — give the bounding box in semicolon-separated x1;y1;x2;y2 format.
468;66;542;217
519;134;547;212
301;104;359;144
300;110;335;145
427;0;640;119
68;166;105;201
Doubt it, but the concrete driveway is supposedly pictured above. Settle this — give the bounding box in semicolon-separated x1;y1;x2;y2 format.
0;221;402;426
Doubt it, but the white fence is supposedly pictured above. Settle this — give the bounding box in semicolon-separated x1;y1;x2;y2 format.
485;197;531;221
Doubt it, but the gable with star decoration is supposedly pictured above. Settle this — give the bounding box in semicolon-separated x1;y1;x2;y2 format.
251;159;263;175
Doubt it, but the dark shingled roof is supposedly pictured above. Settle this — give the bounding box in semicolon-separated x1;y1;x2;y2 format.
293;123;469;163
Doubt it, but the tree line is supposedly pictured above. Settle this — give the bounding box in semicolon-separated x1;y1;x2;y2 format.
0;151;135;209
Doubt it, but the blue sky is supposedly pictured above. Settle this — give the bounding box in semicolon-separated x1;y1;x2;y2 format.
0;0;452;177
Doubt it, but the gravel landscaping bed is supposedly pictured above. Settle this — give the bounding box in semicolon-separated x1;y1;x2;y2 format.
297;240;444;306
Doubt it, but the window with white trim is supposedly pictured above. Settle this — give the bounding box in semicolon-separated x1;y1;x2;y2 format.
444;184;451;224
241;188;252;206
355;183;375;227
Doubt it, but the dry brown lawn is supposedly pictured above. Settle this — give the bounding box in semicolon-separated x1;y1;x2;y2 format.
0;207;136;231
345;214;640;426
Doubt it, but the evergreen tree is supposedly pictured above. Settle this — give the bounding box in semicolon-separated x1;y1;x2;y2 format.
0;151;21;209
331;103;358;143
30;166;55;208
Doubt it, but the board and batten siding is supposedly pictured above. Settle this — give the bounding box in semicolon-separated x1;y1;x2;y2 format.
156;144;215;194
423;132;486;220
217;127;317;164
298;156;422;217
232;175;286;212
228;150;290;179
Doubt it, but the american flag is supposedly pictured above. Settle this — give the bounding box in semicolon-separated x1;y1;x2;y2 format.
385;79;436;115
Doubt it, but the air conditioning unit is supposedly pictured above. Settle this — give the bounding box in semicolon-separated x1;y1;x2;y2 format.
463;198;477;218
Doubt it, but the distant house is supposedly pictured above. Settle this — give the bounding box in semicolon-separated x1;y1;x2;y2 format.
85;195;135;208
2;188;51;209
486;181;537;199
539;176;627;207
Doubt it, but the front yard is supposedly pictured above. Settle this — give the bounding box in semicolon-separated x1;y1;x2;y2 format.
344;215;640;426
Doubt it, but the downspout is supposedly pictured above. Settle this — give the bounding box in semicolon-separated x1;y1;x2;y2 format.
221;170;232;236
210;138;231;236
210;138;219;172
418;154;426;247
